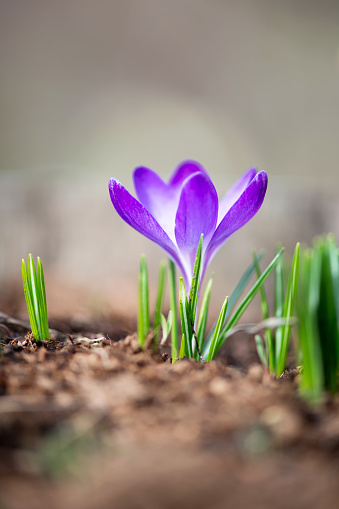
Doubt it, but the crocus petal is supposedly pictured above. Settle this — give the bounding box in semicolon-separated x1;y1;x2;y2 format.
108;179;185;274
205;170;268;267
168;160;208;188
175;172;218;278
217;167;257;225
133;167;178;242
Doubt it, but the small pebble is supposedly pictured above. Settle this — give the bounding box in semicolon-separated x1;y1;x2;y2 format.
247;364;264;383
260;404;302;444
171;359;194;374
209;377;230;396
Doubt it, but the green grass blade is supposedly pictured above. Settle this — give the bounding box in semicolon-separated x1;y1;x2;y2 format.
179;277;192;358
297;248;323;403
215;248;284;356
327;234;339;339
159;310;173;345
253;251;274;372
179;334;186;359
189;234;203;326
276;242;300;376
225;252;264;320
28;254;43;340
168;259;179;361
327;235;339;377
316;237;339;393
37;257;49;340
167;309;173;330
206;297;228;361
138;254;149;348
160;313;168;340
224;248;284;334
153;260;166;344
202;256;263;358
22;258;39;339
197;275;214;353
274;244;284;367
255;334;268;366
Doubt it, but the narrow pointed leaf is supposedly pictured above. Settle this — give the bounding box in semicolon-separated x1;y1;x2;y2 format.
22;259;39;339
28;254;42;339
274;245;284;367
197;275;214;352
188;234;203;325
255;334;268;366
37;257;49;340
206;296;228;361
297;248;323;403
276;242;300;376
179;277;192;358
215;248;284;356
226;252;264;319
153;260;166;344
224;248;284;334
203;255;263;358
168;259;179;361
316;238;339;393
253;251;274;373
179;334;186;359
160;313;168;340
138;254;149;348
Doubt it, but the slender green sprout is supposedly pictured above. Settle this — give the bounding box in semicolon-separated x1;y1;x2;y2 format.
137;240;284;363
138;256;172;351
168;259;179;361
22;254;49;341
138;254;149;347
153;260;167;349
175;235;284;362
253;243;300;377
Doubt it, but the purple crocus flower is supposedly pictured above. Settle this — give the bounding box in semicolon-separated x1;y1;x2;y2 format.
109;161;268;287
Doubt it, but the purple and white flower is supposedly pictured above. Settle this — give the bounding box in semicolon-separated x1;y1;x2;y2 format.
109;161;268;286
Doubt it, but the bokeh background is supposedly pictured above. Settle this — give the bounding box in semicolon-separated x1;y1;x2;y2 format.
1;0;339;322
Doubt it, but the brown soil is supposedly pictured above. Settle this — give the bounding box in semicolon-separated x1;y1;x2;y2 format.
1;320;339;509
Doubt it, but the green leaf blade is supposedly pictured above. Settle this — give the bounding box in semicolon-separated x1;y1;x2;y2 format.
37;257;49;340
179;278;192;358
153;260;166;346
253;251;274;373
221;248;284;348
206;296;228;361
276;242;300;376
197;275;214;353
168;259;179;361
22;255;49;341
226;252;264;320
188;234;203;326
138;254;149;348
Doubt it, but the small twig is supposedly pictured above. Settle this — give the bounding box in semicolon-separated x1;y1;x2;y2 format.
0;311;70;340
0;323;12;339
73;336;106;344
191;323;205;363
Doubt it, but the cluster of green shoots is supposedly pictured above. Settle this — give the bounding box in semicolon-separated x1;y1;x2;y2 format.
138;235;284;362
21;234;339;405
297;234;339;403
22;254;49;341
253;243;300;377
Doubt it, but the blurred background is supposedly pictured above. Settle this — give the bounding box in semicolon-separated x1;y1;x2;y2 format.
1;0;339;323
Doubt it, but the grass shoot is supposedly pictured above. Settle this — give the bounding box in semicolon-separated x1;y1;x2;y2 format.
22;254;49;341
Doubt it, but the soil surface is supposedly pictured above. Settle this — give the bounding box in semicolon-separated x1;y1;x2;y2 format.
1;317;339;509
